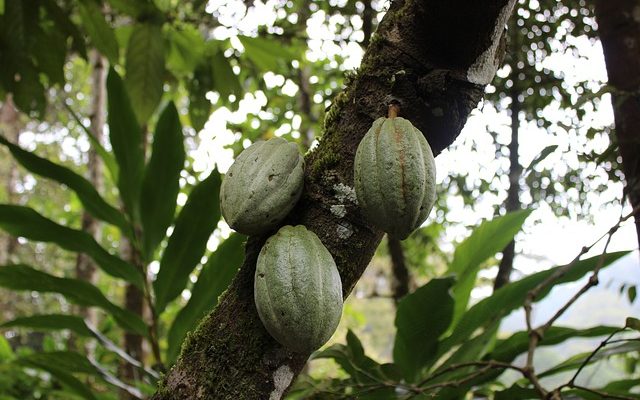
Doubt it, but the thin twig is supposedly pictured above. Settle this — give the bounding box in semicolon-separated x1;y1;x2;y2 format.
570;384;639;400
521;204;640;398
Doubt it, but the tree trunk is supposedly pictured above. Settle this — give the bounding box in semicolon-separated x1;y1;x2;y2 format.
73;51;107;351
152;1;516;398
388;236;410;302
119;238;146;399
0;95;20;265
494;83;521;291
594;0;640;247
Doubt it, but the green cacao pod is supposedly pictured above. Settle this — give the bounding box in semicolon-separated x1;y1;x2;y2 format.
220;137;304;235
354;117;436;240
254;225;343;353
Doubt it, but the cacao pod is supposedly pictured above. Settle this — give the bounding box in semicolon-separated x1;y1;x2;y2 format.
354;117;436;239
220;137;304;235
254;225;343;353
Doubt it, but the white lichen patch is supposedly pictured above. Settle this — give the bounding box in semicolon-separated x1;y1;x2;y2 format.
467;0;517;85
336;222;353;239
333;183;358;205
330;204;347;218
269;365;294;400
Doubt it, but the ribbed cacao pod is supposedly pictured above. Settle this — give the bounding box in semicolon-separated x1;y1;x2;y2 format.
354;117;436;240
220;137;304;235
254;225;343;353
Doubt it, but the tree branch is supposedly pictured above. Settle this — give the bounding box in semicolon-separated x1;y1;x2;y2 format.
152;1;516;398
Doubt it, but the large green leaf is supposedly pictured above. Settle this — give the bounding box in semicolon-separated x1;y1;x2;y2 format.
393;277;455;382
125;23;165;124
153;171;222;313
539;340;639;379
440;251;628;355
165;24;205;76
488;325;620;363
64;102;119;183
107;68;145;222
448;210;532;327
16;362;97;400
0;264;146;335
1;314;93;337
167;233;245;362
313;331;395;387
18;351;100;375
0;136;129;232
0;205;143;287
77;0;119;64
140;101;185;260
239;36;294;72
210;42;242;100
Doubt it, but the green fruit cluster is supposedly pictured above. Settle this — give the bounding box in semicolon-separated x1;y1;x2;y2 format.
220;115;436;353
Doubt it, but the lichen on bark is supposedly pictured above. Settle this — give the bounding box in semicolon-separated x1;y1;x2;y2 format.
152;1;514;398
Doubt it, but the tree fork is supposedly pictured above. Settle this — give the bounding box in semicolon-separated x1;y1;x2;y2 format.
152;0;516;398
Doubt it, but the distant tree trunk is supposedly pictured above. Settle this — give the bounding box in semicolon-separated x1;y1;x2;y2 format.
388;236;410;302
72;51;107;353
119;132;148;398
494;82;521;291
594;0;640;248
362;0;374;48
0;95;20;265
119;239;146;398
152;1;516;398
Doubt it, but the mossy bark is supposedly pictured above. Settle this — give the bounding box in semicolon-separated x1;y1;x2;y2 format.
152;0;515;398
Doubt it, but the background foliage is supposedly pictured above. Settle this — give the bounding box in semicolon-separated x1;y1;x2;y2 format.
0;0;637;399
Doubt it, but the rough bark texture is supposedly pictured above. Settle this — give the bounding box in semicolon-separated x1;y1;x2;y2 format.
388;236;410;302
594;0;640;247
0;95;20;264
494;83;521;291
74;51;107;338
152;1;515;398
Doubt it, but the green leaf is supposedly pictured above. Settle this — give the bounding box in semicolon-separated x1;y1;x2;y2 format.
0;0;4;15
18;363;97;400
140;101;185;260
32;26;66;85
167;233;245;363
449;210;532;327
628;285;637;303
41;0;87;58
313;332;384;384
539;340;640;378
524;145;558;173
64;102;119;183
0;205;143;287
440;252;628;355
17;351;99;375
488;325;620;364
77;0;119;64
210;44;242;100
165;24;205;76
107;68;145;222
495;384;538;400
188;61;213;131
0;136;129;232
153;171;222;313
1;314;93;337
125;23;165;124
0;335;12;361
626;317;640;331
0;265;147;336
393;277;455;382
239;36;294;72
